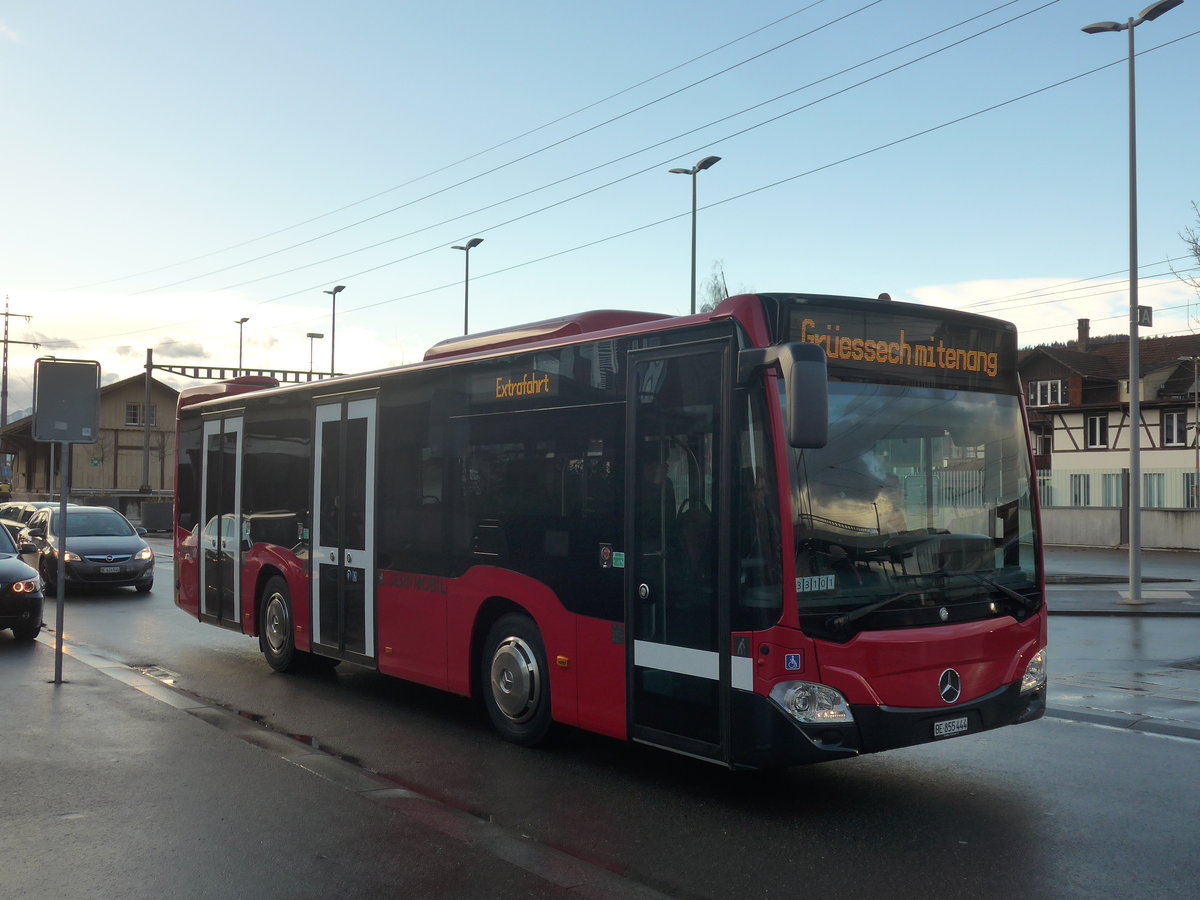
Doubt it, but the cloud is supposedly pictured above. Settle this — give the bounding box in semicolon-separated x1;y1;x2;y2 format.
909;277;1199;348
0;19;18;42
154;341;208;360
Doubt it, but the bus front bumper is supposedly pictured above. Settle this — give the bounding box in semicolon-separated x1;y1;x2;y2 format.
732;681;1045;768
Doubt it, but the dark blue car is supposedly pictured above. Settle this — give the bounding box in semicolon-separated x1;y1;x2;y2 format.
0;524;43;641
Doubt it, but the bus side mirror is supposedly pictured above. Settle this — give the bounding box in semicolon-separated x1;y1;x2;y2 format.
738;342;828;449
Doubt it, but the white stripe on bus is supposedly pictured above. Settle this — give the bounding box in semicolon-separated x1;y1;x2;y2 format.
634;641;755;691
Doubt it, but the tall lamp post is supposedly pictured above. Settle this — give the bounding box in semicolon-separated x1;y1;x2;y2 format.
1082;0;1182;605
323;285;345;376
452;238;483;335
668;155;721;314
307;332;324;375
235;317;249;374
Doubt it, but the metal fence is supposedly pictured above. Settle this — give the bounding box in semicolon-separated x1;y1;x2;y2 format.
1037;467;1200;510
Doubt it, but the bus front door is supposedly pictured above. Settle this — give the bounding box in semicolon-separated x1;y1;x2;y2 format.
312;397;377;663
627;341;732;765
200;416;242;630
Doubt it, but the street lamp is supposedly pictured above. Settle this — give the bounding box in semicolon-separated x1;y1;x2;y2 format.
1082;0;1182;605
307;332;325;375
235;317;249;374
452;238;483;335
323;285;345;376
668;155;721;315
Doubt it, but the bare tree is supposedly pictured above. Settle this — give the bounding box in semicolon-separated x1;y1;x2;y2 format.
698;260;750;314
1178;201;1200;332
1180;202;1200;288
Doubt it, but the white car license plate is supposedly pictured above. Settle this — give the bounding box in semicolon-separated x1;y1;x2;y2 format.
100;566;121;574
933;716;969;738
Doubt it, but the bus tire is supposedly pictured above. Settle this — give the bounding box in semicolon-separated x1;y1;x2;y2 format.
481;613;552;747
260;576;297;672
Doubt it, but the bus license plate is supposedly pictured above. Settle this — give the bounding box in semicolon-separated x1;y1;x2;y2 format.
933;716;969;738
100;566;121;574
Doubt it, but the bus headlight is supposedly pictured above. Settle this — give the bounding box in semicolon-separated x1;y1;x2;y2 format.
769;681;854;724
1021;649;1047;694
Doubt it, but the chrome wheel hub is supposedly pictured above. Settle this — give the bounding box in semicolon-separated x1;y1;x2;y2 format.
489;636;540;722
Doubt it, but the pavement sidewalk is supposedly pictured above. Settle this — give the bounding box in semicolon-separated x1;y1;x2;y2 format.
1043;545;1200;616
0;633;668;900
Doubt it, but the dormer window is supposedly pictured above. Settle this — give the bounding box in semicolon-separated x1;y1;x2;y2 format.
1027;380;1066;407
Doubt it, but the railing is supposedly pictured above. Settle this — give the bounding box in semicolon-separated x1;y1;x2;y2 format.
1036;467;1200;510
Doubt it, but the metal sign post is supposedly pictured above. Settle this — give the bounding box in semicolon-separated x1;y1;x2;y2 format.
32;358;100;684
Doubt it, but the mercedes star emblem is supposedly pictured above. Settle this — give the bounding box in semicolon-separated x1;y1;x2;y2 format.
938;668;962;704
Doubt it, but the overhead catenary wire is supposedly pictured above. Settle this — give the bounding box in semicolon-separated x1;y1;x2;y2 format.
143;0;1069;302
33;24;1200;354
55;0;858;293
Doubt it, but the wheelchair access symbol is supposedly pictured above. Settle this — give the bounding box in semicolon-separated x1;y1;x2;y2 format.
784;653;802;671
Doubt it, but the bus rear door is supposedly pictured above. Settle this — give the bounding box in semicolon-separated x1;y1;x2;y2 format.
200;415;243;630
627;340;733;764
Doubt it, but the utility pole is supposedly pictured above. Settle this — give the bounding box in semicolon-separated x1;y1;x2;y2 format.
2;295;41;429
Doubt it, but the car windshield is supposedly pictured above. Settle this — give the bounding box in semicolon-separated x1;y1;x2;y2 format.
789;382;1040;617
55;511;136;538
0;523;16;554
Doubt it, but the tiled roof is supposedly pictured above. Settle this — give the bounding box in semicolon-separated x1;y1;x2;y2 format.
1021;333;1200;379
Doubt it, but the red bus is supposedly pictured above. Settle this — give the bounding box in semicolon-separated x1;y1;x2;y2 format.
174;293;1046;768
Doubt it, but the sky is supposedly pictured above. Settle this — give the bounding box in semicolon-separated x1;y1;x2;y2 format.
2;0;1199;414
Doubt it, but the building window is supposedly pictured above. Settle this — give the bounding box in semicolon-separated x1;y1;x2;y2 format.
1143;472;1165;509
1028;380;1066;407
1070;473;1091;507
1102;474;1123;507
1086;414;1108;448
1186;472;1199;510
1033;427;1052;456
1162;410;1188;447
125;403;157;427
1037;471;1053;508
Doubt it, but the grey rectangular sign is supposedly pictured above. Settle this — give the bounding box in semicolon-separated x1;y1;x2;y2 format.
32;358;101;444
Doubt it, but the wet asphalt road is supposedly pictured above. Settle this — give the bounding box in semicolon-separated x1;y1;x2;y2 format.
17;549;1200;899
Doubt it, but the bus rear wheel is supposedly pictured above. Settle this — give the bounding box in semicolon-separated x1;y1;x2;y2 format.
481;613;552;746
260;576;297;672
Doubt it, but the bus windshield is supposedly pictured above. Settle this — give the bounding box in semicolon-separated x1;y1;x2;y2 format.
789;382;1040;626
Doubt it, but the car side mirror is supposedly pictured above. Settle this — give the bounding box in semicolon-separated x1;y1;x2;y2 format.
19;541;37;554
136;527;148;536
26;527;45;539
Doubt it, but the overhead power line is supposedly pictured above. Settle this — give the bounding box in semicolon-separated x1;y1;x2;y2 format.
36;25;1199;353
55;1;841;293
149;0;1060;301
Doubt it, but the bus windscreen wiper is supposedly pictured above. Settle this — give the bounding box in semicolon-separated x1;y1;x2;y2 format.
965;573;1039;615
826;590;926;631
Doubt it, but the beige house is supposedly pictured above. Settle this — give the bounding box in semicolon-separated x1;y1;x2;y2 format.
0;373;178;498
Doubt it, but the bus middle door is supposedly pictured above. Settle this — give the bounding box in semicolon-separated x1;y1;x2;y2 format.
627;340;732;765
312;396;377;663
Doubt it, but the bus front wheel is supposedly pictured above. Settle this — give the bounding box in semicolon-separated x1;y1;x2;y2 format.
260;576;297;672
481;613;552;746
